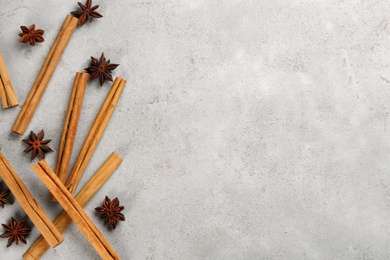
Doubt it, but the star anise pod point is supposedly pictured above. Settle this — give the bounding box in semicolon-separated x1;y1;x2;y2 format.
95;196;125;229
19;24;45;46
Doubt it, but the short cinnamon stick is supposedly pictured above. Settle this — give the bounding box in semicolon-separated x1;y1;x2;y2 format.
24;153;122;260
52;72;88;201
0;51;18;108
65;77;126;195
0;152;63;248
12;15;78;135
32;160;120;260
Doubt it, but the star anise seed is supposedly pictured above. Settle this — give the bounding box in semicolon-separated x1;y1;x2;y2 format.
85;53;119;86
71;0;103;27
95;196;125;229
22;130;53;161
0;217;31;247
19;24;45;46
0;187;12;209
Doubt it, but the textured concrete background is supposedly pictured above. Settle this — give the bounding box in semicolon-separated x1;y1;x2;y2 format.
1;0;390;259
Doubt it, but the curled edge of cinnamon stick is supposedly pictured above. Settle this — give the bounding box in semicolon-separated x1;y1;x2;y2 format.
52;72;88;201
24;152;122;260
65;77;127;195
0;152;63;248
32;160;120;260
0;51;18;108
12;15;78;135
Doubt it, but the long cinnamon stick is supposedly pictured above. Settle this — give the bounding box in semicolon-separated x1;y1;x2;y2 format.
65;77;126;195
24;153;122;260
12;15;78;135
0;152;63;248
0;51;18;108
32;160;120;260
53;72;88;199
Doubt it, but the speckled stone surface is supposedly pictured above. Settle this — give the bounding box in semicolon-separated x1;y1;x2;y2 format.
1;0;390;259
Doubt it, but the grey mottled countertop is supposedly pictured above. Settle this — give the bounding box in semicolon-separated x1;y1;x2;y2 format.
1;0;390;259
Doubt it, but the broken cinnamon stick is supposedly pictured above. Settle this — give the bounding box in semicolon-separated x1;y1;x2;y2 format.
65;77;126;195
12;15;78;135
32;160;120;260
52;72;88;201
0;51;18;108
0;152;63;248
24;153;122;260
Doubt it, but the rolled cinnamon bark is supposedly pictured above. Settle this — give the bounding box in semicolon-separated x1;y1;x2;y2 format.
24;153;122;260
52;72;88;201
0;51;18;108
12;15;78;135
0;152;63;248
65;77;126;195
32;160;120;260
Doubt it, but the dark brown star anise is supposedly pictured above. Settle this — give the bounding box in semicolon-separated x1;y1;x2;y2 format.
0;217;31;247
71;0;103;27
22;130;53;161
85;53;119;86
19;24;45;46
0;187;12;209
95;196;125;229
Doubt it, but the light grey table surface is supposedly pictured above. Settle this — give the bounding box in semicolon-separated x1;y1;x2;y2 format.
1;0;390;259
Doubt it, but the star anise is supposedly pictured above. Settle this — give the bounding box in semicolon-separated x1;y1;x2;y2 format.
0;187;12;209
71;0;103;27
95;196;125;229
19;24;45;46
0;217;31;247
22;130;53;161
85;53;119;86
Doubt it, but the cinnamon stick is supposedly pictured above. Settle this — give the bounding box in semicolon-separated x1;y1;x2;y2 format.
0;152;63;248
24;153;122;260
52;72;88;201
65;77;126;195
12;15;78;135
0;51;18;108
32;160;120;260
